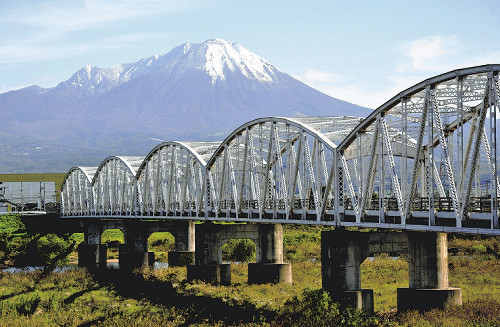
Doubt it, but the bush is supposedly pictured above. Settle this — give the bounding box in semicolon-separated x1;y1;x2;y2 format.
222;239;256;262
106;240;121;250
0;215;26;263
148;232;175;252
102;229;124;244
15;291;41;315
471;244;487;255
46;293;62;311
278;289;379;327
279;289;341;326
0;214;25;235
36;234;73;268
283;225;322;263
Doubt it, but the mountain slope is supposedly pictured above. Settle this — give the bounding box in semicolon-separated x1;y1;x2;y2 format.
0;39;371;173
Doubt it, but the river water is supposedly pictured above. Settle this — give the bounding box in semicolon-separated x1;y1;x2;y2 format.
2;261;169;273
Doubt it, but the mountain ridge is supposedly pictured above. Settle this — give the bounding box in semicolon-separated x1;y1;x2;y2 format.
0;39;371;173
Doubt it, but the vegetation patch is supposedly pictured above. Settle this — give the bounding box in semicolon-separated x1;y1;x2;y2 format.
2;220;500;325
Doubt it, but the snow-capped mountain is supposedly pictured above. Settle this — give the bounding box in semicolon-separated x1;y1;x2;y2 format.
0;39;371;173
54;40;282;97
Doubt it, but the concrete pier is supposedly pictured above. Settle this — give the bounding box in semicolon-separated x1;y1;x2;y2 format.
78;223;107;269
248;224;292;284
187;222;231;284
187;223;292;285
397;232;462;311
119;222;154;270
168;221;195;266
321;229;374;314
321;229;462;313
78;243;107;269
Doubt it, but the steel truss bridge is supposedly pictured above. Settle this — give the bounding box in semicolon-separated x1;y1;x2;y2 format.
61;65;500;236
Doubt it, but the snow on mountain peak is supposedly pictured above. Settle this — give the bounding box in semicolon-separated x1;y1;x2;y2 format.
191;39;281;84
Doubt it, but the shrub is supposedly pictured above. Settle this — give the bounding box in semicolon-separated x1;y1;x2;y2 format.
46;293;63;311
471;244;487;255
0;215;26;263
106;240;121;250
15;291;41;315
222;239;256;262
36;234;73;268
102;229;124;244
278;289;379;327
279;288;342;326
148;232;175;252
0;214;25;235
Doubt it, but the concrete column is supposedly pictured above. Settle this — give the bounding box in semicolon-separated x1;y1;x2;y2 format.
321;229;373;314
119;223;154;270
397;232;462;311
78;223;107;269
248;224;292;284
187;223;230;285
168;220;196;266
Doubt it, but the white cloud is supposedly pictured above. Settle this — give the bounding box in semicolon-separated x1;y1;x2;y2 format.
0;32;173;64
301;69;340;83
0;1;203;33
299;35;500;109
297;68;418;109
0;1;203;64
402;35;456;71
398;35;500;74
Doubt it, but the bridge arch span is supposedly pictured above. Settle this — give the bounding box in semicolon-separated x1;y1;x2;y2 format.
337;64;500;229
61;167;98;216
206;116;363;221
92;156;145;216
136;141;220;217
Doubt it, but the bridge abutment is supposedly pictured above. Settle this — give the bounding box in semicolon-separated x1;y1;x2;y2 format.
321;229;461;314
187;223;291;285
168;221;196;266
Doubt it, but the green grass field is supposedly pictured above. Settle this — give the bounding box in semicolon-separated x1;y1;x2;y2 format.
0;173;66;192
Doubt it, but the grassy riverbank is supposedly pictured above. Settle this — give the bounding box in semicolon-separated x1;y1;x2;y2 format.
0;255;500;326
2;217;500;326
1;250;500;325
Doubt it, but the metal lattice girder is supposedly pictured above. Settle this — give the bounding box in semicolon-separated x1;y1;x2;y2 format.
206;117;359;218
61;64;500;236
381;118;404;218
92;156;144;215
61;167;97;216
136;141;219;216
481;128;500;197
341;153;360;221
462;76;491;217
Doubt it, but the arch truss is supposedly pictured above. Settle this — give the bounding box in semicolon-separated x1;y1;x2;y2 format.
61;167;97;216
60;64;500;235
207;116;362;221
93;156;144;216
339;65;500;233
137;141;220;217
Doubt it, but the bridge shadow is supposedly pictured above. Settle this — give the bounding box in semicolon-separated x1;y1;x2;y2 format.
90;268;276;325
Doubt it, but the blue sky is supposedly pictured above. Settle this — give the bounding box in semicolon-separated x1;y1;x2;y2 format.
1;0;499;108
